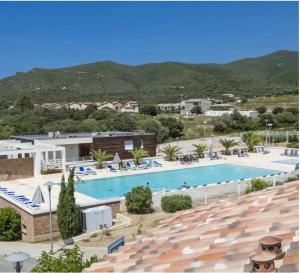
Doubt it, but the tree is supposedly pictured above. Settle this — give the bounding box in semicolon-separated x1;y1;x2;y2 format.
56;175;68;239
191;106;202;115
138;118;169;143
15;96;33;112
272;107;284;115
256;106;267;115
219;139;239;155
31;245;98;272
159;116;184;138
90;149;112;168
140;105;160;116
192;143;207;158
0;207;21;241
274;111;297;127
286;107;299;116
245;133;262;152
161;144;181;161
56;170;79;239
129;148;149;166
125;186;153;214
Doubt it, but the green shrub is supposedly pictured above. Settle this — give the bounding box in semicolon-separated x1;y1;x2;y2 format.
0;207;21;241
287;142;299;148
245;179;271;194
286;175;299;182
161;194;192;213
31;245;98;272
125;186;153;214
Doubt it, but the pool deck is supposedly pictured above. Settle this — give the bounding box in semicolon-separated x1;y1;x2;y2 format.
0;147;297;214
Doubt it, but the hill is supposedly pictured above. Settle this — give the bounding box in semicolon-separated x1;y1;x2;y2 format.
0;50;298;103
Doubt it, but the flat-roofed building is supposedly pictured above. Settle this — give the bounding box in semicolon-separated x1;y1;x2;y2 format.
205;110;258;118
180;98;212;116
12;131;156;172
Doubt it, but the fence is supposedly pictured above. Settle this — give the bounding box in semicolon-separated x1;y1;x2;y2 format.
150;170;298;207
41;159;63;171
66;156;94;163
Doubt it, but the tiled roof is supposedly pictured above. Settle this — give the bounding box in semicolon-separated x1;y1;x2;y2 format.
85;181;299;272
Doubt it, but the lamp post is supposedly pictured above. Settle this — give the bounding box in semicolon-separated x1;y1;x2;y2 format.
44;181;55;254
203;121;207;138
5;251;31;273
267;123;273;145
211;135;214;155
264;119;269;145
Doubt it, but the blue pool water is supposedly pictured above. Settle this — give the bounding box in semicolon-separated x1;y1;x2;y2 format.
75;164;280;200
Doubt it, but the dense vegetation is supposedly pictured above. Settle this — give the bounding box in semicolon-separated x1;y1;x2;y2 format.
161;194;192;213
31;245;98;272
0;50;297;103
213;108;298;134
0;97;184;142
0;207;21;241
125;186;153;214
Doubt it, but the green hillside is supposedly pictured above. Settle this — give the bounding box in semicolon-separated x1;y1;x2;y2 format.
0;50;298;103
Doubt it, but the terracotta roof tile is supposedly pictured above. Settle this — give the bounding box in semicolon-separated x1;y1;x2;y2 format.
84;181;299;272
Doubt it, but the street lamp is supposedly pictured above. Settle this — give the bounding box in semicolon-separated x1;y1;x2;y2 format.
5;251;31;273
267;123;273;144
203;121;207;138
264;119;269;145
43;181;55;254
210;135;214;155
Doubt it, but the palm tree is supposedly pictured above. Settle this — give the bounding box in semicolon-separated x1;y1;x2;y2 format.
161;144;181;161
90;149;112;169
219;139;239;155
129;148;149;166
192;143;207;158
245;133;262;152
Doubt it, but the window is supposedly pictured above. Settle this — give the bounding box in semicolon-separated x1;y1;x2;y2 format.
55;150;62;159
48;151;53;160
124;140;134;151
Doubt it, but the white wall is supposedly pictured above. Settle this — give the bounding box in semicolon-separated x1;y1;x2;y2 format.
63;144;79;159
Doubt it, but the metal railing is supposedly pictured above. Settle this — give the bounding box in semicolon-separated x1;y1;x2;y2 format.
66;156;94;163
41;159;63;170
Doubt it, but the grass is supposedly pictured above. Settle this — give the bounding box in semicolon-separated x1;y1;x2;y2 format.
235;95;298;110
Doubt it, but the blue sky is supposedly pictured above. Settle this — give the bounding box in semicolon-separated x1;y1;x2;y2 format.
0;1;298;78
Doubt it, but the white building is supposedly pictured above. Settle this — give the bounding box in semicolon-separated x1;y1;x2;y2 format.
205;110;258;118
180;99;212;116
157;103;180;112
0;139;65;178
122;101;139;113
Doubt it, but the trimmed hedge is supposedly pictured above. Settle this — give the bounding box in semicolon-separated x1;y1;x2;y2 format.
0;207;21;241
125;186;153;214
161;194;192;213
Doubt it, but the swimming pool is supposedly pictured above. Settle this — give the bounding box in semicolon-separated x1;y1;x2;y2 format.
75;164;281;200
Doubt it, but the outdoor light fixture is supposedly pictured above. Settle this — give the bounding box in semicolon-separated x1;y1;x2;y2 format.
211;135;214;154
5;251;31;273
203;121;207;138
140;139;144;149
43;181;56;254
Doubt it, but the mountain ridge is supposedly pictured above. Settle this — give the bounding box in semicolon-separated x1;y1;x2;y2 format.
0;50;298;103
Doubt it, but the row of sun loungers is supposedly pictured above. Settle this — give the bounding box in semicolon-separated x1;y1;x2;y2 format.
75;166;97;175
283;149;299;157
176;155;198;164
105;159;163;172
0;187;40;210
